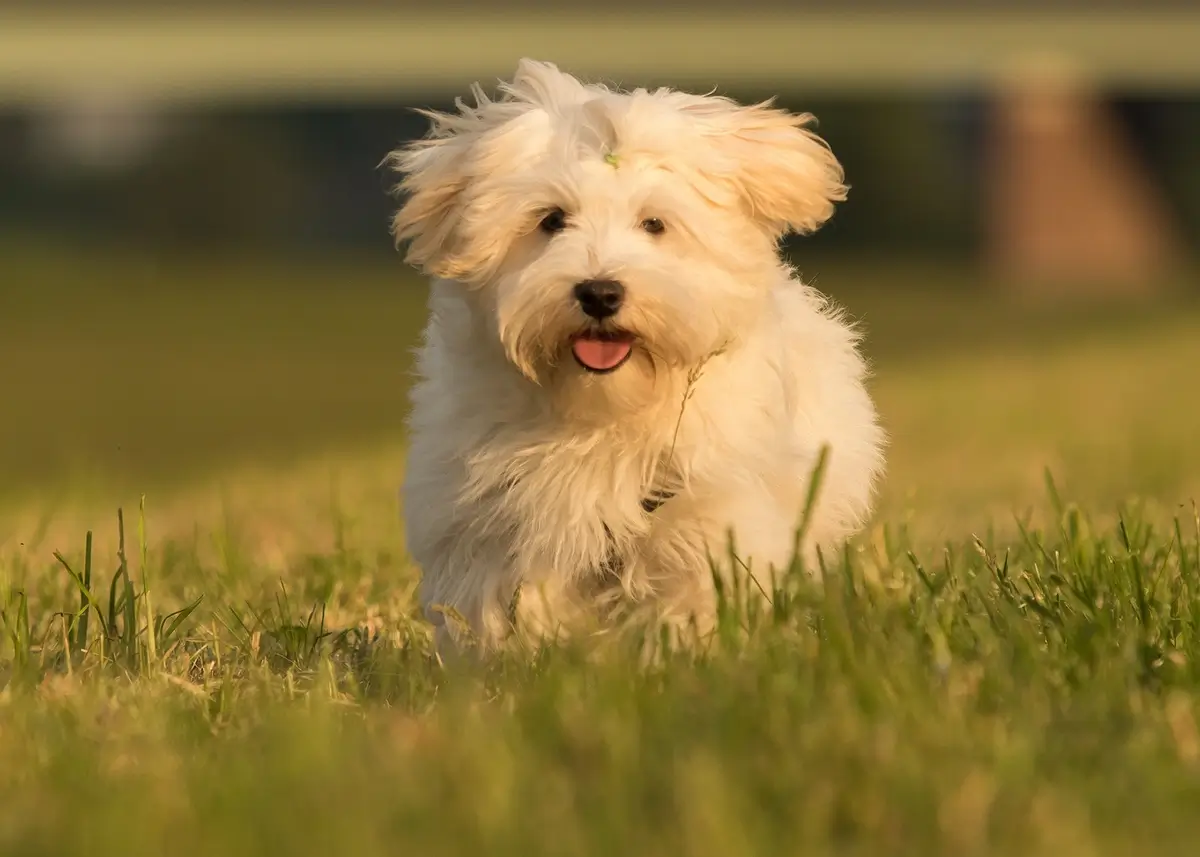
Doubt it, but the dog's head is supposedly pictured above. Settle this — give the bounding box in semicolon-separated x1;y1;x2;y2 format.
387;59;845;403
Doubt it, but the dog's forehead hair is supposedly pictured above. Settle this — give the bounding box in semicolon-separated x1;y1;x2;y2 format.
501;96;717;216
568;92;695;165
448;82;684;175
458;98;699;217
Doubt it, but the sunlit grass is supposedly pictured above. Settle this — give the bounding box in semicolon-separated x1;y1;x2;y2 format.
4;482;1200;856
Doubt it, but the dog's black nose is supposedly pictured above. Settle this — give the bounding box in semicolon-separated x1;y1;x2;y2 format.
573;279;625;319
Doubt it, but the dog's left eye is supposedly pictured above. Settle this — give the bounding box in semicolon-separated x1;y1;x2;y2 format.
640;217;666;235
539;208;568;235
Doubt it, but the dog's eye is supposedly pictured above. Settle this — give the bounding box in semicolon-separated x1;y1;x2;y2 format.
539;208;568;235
640;217;666;235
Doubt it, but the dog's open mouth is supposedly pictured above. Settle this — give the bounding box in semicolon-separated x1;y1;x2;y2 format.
571;332;635;374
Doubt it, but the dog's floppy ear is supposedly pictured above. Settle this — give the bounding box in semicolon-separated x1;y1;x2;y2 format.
385;102;482;277
684;97;847;239
386;58;587;279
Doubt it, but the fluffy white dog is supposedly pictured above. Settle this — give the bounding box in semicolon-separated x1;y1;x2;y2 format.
388;59;885;653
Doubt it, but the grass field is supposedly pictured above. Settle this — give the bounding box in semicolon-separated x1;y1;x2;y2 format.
3;247;1200;856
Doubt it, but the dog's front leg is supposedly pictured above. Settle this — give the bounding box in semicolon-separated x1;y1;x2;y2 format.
637;491;800;640
416;540;521;656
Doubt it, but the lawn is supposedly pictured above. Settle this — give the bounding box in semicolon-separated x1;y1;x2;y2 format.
3;247;1200;856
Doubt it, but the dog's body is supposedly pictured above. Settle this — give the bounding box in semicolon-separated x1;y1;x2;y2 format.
390;60;885;651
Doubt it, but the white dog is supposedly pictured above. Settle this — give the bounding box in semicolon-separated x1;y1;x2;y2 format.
388;59;885;653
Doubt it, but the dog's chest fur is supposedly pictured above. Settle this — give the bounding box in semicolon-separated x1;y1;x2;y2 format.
462;416;686;585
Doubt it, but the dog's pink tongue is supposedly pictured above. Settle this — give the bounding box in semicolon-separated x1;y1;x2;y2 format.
572;337;632;371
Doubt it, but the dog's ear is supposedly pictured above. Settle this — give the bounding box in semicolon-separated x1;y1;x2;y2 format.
387;58;588;279
684;98;847;239
386;106;479;278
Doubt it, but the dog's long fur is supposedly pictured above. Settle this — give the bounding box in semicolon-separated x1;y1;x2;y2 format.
387;59;886;652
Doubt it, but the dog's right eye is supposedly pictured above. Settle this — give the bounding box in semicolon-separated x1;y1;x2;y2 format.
539;208;568;235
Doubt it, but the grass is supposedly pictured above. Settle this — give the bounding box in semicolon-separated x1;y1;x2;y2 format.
3;246;1200;856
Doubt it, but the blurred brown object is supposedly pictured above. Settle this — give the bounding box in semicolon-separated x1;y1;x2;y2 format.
983;58;1184;297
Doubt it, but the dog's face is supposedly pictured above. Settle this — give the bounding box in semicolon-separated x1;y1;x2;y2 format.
388;59;846;410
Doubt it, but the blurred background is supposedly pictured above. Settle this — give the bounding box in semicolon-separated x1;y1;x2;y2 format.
2;2;1200;545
